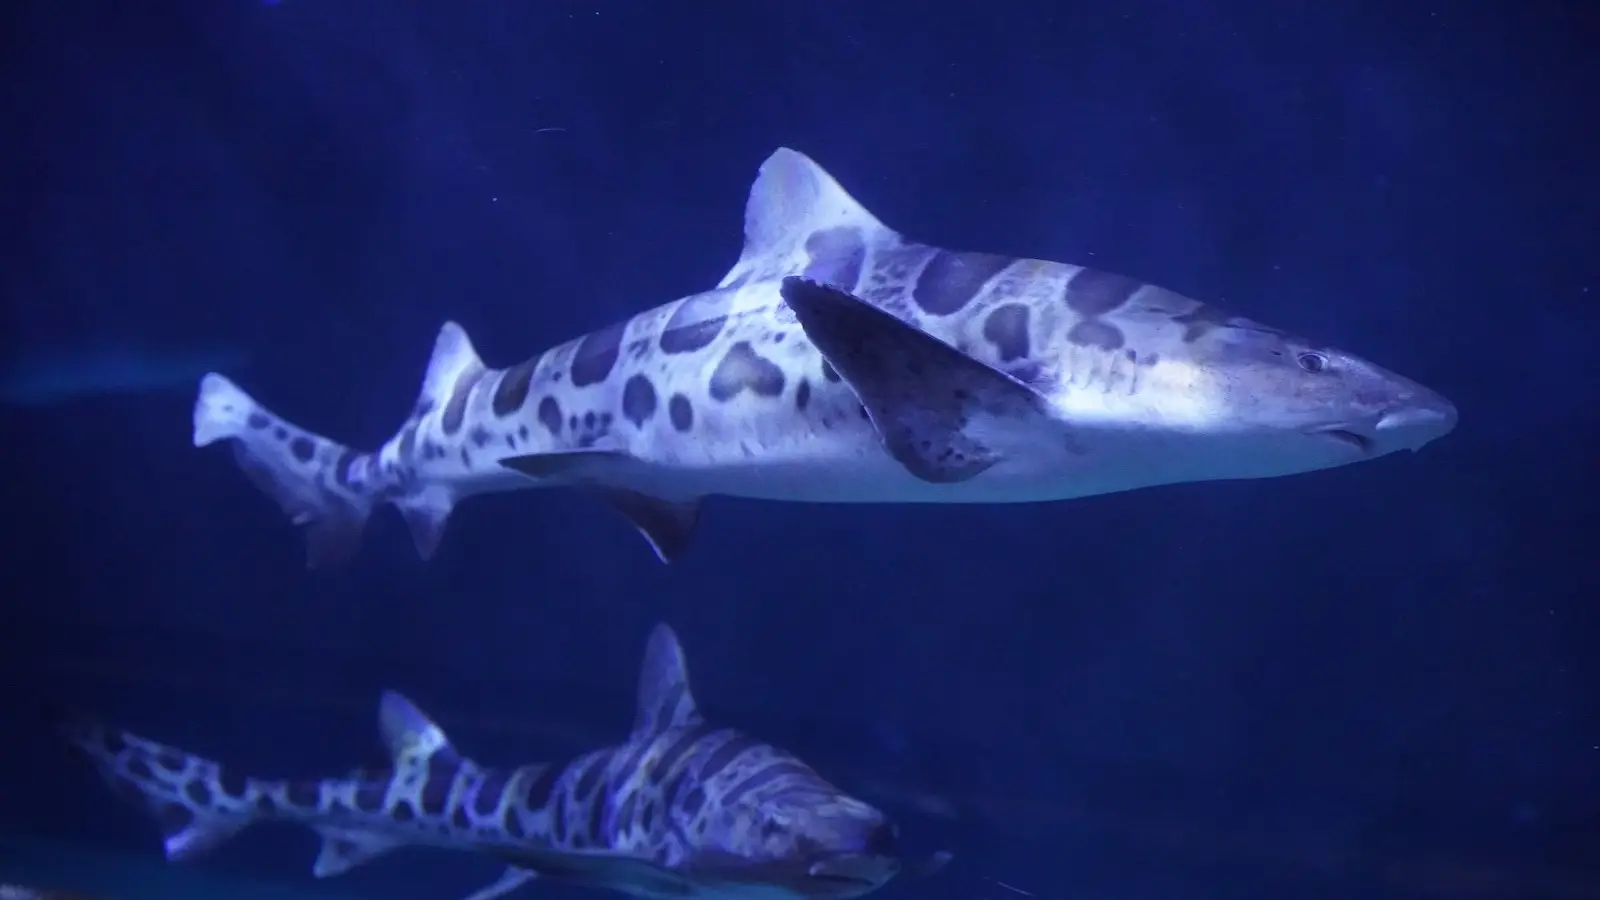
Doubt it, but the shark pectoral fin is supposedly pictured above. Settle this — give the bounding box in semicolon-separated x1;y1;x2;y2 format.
779;276;1051;485
499;448;633;480
311;829;403;877
460;867;539;900
394;484;455;560
590;488;702;564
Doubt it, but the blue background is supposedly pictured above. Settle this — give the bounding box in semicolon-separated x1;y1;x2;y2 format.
3;1;1596;898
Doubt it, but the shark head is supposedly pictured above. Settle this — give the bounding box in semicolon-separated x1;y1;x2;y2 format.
682;775;906;899
1012;271;1460;483
620;625;944;900
1117;293;1458;471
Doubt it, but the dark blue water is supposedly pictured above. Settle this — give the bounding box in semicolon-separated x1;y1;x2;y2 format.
4;2;1595;899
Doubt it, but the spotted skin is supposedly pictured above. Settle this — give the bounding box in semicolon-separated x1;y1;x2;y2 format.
191;147;1456;564
60;625;946;900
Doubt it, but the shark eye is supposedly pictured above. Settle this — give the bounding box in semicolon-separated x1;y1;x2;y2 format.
1296;351;1329;374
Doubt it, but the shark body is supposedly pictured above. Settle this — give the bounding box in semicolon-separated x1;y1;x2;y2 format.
192;147;1457;564
61;624;947;900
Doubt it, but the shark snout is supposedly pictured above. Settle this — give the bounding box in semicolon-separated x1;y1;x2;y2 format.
1376;390;1459;451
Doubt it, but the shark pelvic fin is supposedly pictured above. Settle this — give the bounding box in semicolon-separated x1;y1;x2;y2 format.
311;828;404;878
499;450;699;562
460;867;540;900
779;276;1053;485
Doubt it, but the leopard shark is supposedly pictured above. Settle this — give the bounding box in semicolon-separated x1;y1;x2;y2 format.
191;146;1457;565
58;623;949;900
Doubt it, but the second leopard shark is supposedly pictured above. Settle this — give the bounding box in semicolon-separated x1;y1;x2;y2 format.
192;147;1457;564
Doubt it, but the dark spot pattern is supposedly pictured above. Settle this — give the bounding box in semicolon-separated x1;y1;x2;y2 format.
420;775;451;817
398;425;418;461
727;761;814;805
912;249;1014;315
640;801;657;831
451;806;472;830
217;768;249;799
353;781;386;812
493;359;537;417
1062;268;1142;316
441;368;486;436
795;378;811;412
183;780;212;806
503;804;526;839
156;748;187;772
668;394;694;432
552;792;568;842
392;799;417;821
621;375;659;428
1172;303;1249;343
155;803;195;835
802;227;866;291
570;320;628;387
273;425;288;441
586;794;607;844
679;785;705;817
475;769;510;817
523;764;561;810
334;449;360;487
286;781;320;808
470;426;492;448
1067;319;1126;350
709;341;786;402
126;756;154;781
982;303;1031;362
247;412;270;430
617;792;638;830
290;435;315;463
701;733;762;779
660;291;732;355
537;396;563;436
574;755;607;800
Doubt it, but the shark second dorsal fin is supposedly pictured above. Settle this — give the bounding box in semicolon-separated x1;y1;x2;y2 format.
377;691;461;768
718;148;892;290
630;624;703;740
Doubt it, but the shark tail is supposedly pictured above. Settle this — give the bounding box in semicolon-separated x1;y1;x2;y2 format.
192;373;384;568
55;710;261;862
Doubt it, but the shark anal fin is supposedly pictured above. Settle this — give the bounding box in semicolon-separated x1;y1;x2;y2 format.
591;488;702;564
394;484;455;560
229;440;367;567
311;828;402;877
461;867;540;900
779;277;1049;484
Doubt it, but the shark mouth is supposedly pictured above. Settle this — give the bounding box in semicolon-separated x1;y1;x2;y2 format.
1307;425;1374;454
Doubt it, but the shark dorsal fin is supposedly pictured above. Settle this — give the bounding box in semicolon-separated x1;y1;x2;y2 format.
414;322;485;419
717;148;892;290
630;624;704;740
378;691;461;768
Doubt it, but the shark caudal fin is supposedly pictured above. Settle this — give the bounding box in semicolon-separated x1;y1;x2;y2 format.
56;711;258;862
192;373;381;568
